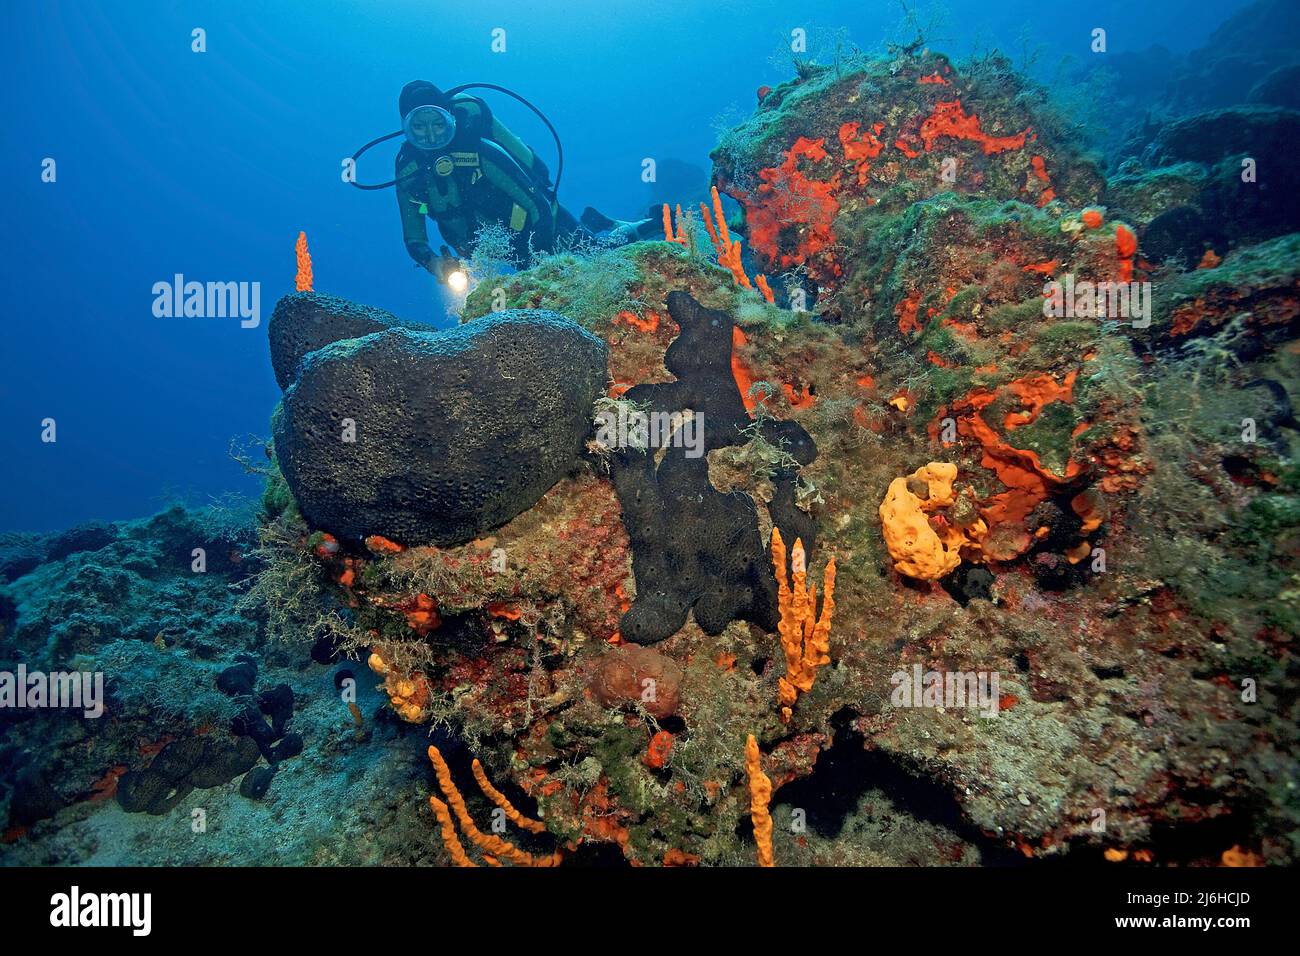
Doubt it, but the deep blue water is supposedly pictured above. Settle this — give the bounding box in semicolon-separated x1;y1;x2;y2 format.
0;0;1253;531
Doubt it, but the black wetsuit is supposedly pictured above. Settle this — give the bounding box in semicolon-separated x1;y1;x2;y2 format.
395;93;582;265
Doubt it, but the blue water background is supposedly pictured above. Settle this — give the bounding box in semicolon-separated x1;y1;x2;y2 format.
0;0;1251;530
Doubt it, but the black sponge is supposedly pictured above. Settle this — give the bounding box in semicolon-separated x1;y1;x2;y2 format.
272;308;609;547
267;291;427;391
610;292;818;645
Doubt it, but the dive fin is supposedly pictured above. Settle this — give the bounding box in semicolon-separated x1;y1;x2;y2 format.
581;206;619;232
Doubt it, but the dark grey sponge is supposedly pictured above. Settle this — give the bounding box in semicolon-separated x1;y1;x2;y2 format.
272;309;608;547
268;291;428;390
610;292;818;645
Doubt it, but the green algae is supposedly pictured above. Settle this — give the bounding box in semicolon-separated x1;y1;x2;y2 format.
1004;401;1082;478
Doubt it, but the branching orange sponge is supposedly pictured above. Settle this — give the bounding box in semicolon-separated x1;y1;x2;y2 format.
661;202;690;245
428;746;562;867
745;734;774;867
668;186;776;297
770;528;835;724
294;231;313;292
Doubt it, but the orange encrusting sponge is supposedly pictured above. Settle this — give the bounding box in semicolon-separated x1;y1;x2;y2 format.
429;796;476;867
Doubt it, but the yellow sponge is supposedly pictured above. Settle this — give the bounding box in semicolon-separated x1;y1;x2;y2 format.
879;462;984;581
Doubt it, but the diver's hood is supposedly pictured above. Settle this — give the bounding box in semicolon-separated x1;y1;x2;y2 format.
402;104;456;151
349;80;562;192
399;80;445;115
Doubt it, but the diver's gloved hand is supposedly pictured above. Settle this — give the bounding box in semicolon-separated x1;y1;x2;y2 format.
579;206;660;246
609;217;663;245
407;240;435;267
422;245;462;284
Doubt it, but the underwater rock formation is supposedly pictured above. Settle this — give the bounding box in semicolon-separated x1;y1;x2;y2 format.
610;291;818;644
0;500;429;862
272;308;608;547
1127;107;1300;255
1143;106;1300;168
818;185;1147;572
1150;0;1299;116
711;51;1104;298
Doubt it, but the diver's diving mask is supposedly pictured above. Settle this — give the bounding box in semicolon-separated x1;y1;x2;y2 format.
402;105;456;151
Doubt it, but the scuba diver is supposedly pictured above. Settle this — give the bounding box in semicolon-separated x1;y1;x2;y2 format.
351;80;659;288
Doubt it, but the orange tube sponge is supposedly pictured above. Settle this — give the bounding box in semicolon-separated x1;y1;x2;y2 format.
711;185;731;250
755;274;775;304
745;734;774;867
471;758;546;835
429;796;476;867
771;528;835;723
699;200;722;253
428;746;562;867
879;462;986;581
294;231;312;292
